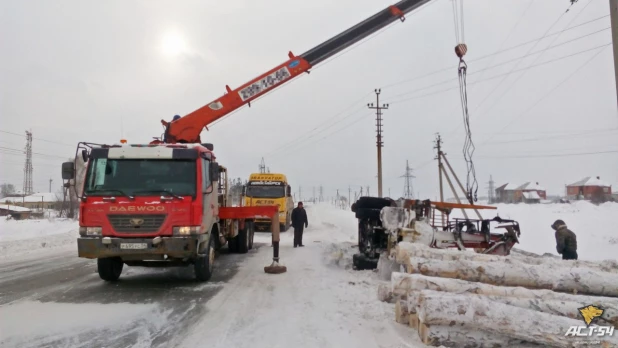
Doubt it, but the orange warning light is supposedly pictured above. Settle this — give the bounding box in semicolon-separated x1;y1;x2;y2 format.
120;139;127;144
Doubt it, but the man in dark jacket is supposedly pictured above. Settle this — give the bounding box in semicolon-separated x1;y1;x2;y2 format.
291;202;308;247
552;219;578;260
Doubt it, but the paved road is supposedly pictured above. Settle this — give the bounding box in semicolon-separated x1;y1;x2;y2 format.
0;243;268;348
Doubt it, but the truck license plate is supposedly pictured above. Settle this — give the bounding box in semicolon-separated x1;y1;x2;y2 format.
120;243;148;250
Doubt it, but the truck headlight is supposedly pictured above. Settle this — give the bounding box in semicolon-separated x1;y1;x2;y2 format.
79;227;102;236
173;226;200;235
279;212;286;217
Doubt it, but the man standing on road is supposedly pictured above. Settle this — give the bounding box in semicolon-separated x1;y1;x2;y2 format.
552;219;578;260
291;202;308;248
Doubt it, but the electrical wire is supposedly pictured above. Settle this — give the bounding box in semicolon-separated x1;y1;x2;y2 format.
479;44;610;146
387;28;609;101
471;4;571;113
475;149;618;159
208;0;438;130
0;130;74;147
386;43;611;105
380;14;609;90
475;0;596;123
0;146;69;160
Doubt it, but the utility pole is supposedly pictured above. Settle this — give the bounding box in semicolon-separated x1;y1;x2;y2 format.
611;0;618;110
487;175;495;204
313;186;316;203
367;89;388;198
23;130;33;196
434;134;445;226
360;186;363;196
49;178;53;193
366;186;370;196
299;186;302;201
319;186;324;202
401;160;415;199
348;186;351;205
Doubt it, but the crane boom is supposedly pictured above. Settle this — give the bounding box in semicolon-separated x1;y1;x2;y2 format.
158;0;431;144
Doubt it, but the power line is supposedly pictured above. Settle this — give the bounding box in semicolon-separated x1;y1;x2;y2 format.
474;0;597;123
0;130;74;147
208;0;438;130
471;3;571;113
380;14;609;90
0;146;69;159
387;43;611;105
261;16;610;160
476;149;618;159
269;42;612;161
479;45;610;145
483;128;618;145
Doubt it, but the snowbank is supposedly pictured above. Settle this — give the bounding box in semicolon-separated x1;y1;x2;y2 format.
0;218;78;258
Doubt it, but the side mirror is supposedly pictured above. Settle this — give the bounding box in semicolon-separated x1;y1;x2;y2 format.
287;185;292;197
242;185;247;196
62;162;75;180
209;162;219;182
81;149;89;163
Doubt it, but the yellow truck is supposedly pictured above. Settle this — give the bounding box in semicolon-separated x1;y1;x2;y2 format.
243;173;293;231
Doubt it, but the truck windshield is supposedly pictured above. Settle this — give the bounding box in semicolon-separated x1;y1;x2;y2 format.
83;158;197;197
245;185;285;198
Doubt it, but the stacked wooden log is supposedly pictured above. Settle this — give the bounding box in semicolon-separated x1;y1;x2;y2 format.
381;242;618;347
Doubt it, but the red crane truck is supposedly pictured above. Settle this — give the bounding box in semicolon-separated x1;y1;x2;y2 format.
62;0;432;282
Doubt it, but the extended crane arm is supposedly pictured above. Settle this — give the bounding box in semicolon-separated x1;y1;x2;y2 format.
158;0;431;144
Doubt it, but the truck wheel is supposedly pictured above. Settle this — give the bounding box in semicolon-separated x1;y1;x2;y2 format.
97;257;123;281
280;223;286;232
237;223;250;254
195;237;214;282
247;221;254;250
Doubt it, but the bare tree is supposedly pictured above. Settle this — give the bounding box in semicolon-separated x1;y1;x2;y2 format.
0;183;16;198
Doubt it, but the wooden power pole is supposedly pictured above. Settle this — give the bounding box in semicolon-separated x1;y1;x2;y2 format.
611;0;618;110
367;89;388;198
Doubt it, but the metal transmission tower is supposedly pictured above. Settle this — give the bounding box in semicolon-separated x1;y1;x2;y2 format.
258;157;267;173
401;160;415;199
487;175;496;204
23;130;33;195
367;89;388;198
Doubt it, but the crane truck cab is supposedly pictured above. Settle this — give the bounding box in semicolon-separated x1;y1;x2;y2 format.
242;173;293;232
61;142;279;282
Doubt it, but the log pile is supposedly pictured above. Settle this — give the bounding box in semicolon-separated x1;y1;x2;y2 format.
381;242;618;347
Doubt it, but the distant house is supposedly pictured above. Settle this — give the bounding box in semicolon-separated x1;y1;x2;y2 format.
516;182;546;204
0;204;32;220
495;183;518;203
566;176;612;201
0;192;57;210
495;182;546;204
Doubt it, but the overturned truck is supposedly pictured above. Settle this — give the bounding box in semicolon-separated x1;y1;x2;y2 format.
350;197;521;270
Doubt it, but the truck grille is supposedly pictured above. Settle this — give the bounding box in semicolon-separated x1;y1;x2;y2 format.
107;214;166;233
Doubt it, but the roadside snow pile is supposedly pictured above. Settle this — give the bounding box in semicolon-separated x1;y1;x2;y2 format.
0;218;77;258
0;300;169;348
451;201;617;261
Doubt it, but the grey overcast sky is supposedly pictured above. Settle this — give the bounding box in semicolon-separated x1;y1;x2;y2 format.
1;0;617;199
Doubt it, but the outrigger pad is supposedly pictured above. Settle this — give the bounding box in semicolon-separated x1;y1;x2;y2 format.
352;253;378;271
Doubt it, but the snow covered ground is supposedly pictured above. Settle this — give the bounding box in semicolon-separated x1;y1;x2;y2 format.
0;201;616;347
176;202;419;348
0;218;78;259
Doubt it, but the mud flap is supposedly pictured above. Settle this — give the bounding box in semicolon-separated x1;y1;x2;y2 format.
376;252;400;281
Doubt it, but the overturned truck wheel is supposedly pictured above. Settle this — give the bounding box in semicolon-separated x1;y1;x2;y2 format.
352;253;378;271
